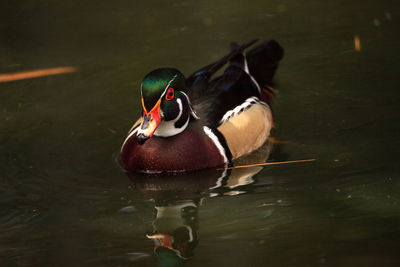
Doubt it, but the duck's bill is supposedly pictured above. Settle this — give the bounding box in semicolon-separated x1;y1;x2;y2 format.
146;233;174;250
136;99;161;145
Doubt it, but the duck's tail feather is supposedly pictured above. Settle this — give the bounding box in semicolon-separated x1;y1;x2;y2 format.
225;40;284;104
187;39;258;101
246;40;284;89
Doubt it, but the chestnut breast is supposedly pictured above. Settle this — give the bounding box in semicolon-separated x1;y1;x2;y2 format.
120;126;225;173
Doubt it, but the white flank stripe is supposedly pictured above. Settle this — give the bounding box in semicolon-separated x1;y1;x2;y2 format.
203;126;228;164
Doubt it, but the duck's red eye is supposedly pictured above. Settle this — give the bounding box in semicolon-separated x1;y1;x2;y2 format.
165;88;174;100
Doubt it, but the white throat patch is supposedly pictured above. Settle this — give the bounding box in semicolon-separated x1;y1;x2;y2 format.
154;98;189;137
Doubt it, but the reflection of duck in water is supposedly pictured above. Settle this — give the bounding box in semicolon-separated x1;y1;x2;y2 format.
147;199;200;265
121;39;283;173
128;141;278;266
130;169;219;265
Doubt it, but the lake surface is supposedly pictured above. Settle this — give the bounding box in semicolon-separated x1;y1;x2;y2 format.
1;0;399;266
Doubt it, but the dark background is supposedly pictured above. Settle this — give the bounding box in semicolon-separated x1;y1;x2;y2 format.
1;0;399;266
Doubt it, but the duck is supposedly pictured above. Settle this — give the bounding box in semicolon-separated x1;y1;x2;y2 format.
120;39;284;173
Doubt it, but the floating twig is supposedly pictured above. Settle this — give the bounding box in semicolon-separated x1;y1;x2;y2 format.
218;158;317;170
0;66;77;82
354;35;361;52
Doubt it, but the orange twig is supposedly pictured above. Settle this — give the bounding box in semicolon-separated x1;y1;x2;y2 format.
0;66;77;82
218;158;317;170
354;35;361;52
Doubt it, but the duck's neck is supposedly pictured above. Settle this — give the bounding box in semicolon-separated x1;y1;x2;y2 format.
154;93;198;138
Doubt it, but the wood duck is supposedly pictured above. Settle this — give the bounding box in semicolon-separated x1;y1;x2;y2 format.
120;39;284;173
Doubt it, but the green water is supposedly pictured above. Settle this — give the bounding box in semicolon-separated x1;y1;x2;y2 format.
1;0;399;266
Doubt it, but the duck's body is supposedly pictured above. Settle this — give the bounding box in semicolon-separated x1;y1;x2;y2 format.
121;120;229;172
120;39;284;173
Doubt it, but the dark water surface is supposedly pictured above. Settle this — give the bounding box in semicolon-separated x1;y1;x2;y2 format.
1;0;399;266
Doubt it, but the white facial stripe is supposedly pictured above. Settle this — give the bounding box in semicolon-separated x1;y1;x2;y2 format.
140;74;178;104
177;98;183;118
161;74;178;98
154;98;189;137
191;108;200;119
181;91;200;119
203;126;228;164
121;126;139;152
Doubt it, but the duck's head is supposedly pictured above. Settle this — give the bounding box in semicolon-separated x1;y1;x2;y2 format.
136;68;197;145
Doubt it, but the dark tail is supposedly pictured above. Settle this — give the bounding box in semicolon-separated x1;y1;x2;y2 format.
187;39;258;101
246;40;284;88
187;39;284;104
228;40;284;104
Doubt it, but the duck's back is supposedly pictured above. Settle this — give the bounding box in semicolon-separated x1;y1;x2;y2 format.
191;40;283;159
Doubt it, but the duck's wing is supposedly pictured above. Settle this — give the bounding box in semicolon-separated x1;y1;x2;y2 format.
193;40;284;127
186;39;258;101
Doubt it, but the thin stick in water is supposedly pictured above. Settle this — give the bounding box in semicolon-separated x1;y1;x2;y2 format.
218;158;317;170
0;66;77;83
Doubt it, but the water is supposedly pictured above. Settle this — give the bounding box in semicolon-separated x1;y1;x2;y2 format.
1;0;399;266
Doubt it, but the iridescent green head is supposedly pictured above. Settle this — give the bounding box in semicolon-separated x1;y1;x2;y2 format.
136;68;195;145
141;68;186;111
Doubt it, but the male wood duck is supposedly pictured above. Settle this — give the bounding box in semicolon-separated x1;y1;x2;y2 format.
120;39;284;173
